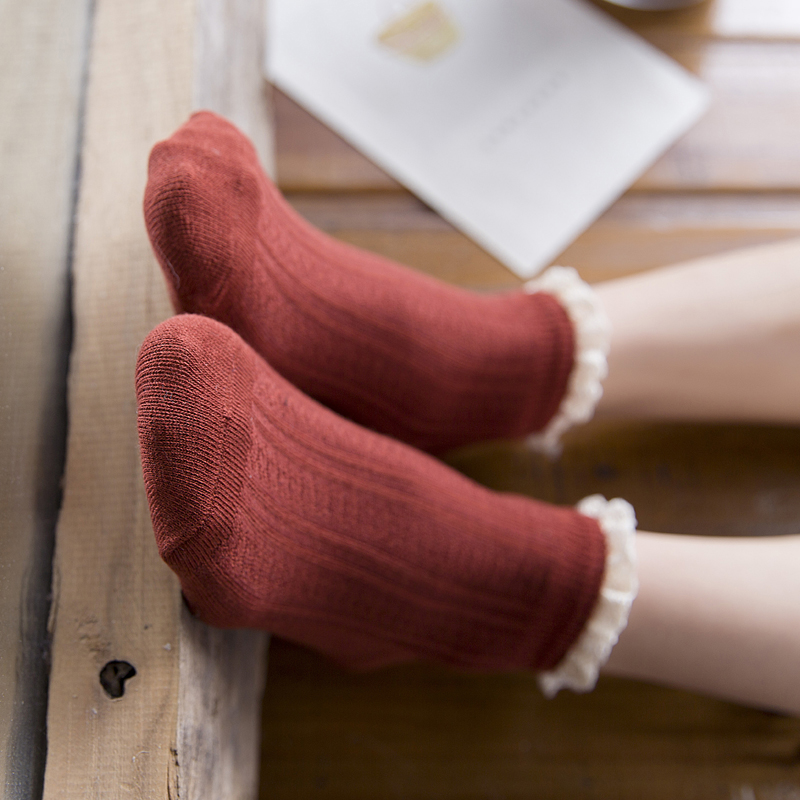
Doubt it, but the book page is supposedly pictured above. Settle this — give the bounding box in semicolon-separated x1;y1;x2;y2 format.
267;0;708;278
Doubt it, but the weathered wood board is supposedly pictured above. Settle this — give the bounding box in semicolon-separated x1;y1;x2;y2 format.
262;634;800;800
194;0;275;174
41;1;271;798
286;190;800;290
0;0;91;796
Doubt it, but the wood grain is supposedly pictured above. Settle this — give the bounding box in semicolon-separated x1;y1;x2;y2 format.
177;607;268;800
41;1;269;798
185;1;273;797
638;39;800;190
194;0;275;175
41;0;192;794
287;190;800;289
262;636;800;800
273;35;800;193
0;0;91;796
447;423;800;538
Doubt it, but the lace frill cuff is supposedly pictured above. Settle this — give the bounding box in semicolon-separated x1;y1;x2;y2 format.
538;495;638;699
524;266;610;457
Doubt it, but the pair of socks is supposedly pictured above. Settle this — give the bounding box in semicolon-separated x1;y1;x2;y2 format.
144;111;576;455
136;112;622;681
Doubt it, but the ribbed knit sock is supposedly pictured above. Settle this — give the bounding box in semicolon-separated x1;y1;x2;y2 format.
144;112;575;454
136;315;606;672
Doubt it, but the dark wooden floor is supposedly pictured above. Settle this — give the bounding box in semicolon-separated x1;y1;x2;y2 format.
260;2;800;796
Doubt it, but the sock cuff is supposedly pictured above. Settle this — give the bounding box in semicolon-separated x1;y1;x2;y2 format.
524;266;610;457
537;495;638;698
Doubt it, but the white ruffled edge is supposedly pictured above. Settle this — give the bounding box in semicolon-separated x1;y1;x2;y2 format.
523;266;610;457
537;495;638;699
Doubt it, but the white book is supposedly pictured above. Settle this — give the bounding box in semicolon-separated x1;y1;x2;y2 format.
266;0;708;279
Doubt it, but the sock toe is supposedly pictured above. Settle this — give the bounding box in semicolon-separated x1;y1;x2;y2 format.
144;112;262;315
135;314;255;563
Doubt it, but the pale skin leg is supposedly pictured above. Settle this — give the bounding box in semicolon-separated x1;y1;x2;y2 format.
595;237;800;423
587;239;800;715
603;531;800;716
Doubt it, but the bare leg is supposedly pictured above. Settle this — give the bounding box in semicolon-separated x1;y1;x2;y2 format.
594;240;800;712
595;238;800;423
603;531;800;715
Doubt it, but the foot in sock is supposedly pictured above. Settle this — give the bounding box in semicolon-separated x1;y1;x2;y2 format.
144;111;588;454
136;314;607;672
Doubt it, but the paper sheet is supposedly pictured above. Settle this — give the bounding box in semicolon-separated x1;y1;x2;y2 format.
267;0;708;278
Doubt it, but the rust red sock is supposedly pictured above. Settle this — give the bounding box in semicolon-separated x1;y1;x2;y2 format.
144;112;575;454
136;315;606;672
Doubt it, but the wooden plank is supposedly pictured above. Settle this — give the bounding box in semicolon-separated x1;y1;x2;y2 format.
177;608;267;800
42;1;270;798
182;2;272;797
0;0;91;797
286;190;800;289
40;0;192;794
273;36;800;193
262;637;800;800
449;423;800;538
636;38;800;190
194;0;275;175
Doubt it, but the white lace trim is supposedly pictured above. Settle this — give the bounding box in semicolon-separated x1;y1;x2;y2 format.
537;495;638;699
524;266;610;457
